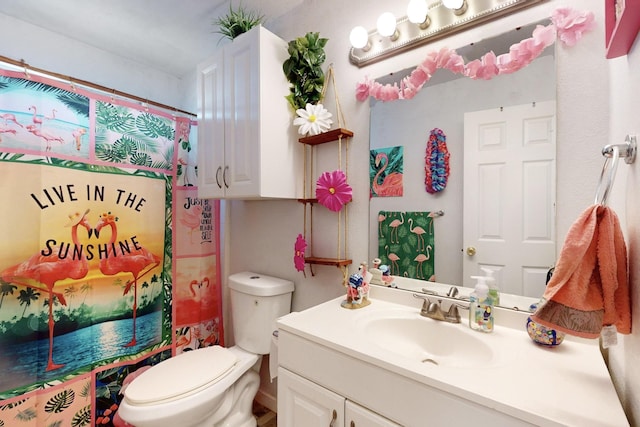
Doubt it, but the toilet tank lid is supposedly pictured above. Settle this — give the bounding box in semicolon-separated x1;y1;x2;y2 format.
228;271;294;296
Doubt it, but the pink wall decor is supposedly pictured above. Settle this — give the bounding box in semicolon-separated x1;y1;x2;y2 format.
605;0;640;58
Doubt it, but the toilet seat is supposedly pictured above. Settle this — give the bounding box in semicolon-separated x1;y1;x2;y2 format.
125;346;238;405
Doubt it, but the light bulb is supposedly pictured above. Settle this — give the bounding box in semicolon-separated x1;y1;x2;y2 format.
442;0;465;9
376;12;397;38
407;0;428;24
349;26;369;49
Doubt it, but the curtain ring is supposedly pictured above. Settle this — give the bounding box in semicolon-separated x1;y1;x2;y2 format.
21;60;30;79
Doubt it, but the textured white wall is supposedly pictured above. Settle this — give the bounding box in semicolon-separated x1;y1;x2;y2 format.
0;14;185;109
607;30;640;427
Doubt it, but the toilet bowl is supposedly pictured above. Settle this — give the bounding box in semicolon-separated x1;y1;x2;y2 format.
118;272;294;427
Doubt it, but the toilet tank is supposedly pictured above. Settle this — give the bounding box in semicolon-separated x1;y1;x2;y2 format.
228;272;294;354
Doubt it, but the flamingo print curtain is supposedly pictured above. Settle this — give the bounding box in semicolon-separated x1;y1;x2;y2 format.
378;211;435;281
0;69;222;426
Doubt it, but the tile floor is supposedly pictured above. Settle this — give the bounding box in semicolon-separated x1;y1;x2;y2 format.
253;401;277;427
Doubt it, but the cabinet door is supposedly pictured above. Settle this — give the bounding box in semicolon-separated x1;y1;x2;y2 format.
345;401;402;427
196;53;225;199
223;29;260;198
278;368;345;427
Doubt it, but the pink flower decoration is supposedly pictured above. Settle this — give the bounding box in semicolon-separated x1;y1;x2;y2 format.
436;47;465;74
354;7;594;103
316;170;352;212
355;78;371;102
407;67;429;88
370;81;400;102
294;234;307;273
532;23;558;48
552;8;595;47
465;51;499;80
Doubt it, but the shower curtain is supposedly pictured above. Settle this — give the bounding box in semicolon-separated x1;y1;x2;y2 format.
0;69;222;426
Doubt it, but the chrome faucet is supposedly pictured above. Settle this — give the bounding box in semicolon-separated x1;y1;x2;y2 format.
421;286;459;298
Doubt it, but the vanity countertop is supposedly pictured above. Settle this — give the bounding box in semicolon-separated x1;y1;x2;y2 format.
277;286;629;427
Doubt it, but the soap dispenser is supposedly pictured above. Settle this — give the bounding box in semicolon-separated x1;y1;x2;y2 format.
469;276;494;333
481;267;500;306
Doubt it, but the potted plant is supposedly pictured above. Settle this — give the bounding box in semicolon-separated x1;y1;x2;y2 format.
212;4;265;41
283;32;328;111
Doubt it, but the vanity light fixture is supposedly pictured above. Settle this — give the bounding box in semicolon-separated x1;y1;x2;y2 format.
349;26;371;50
442;0;468;15
407;0;431;29
377;12;400;41
349;0;546;68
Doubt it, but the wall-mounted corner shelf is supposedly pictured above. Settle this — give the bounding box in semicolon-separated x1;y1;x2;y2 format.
297;198;319;204
298;127;353;283
304;256;353;278
304;257;353;268
299;128;354;146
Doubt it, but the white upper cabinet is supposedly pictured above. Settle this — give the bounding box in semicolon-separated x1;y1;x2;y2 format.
197;26;301;199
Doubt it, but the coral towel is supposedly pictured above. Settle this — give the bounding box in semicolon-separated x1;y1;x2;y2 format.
531;205;631;338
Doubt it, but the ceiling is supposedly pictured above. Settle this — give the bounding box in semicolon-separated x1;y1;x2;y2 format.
0;0;302;77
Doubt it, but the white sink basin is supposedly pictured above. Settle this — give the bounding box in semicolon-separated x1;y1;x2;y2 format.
361;311;496;368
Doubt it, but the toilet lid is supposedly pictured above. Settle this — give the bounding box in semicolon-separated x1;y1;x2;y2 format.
125;346;238;405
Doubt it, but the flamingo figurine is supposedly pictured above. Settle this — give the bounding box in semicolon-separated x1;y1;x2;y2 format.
372;152;403;197
94;212;161;347
1;209;92;371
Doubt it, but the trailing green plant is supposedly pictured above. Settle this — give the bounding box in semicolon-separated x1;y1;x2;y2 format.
283;32;328;111
212;4;264;41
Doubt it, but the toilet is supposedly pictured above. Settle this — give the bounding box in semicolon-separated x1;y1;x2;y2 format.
118;272;294;427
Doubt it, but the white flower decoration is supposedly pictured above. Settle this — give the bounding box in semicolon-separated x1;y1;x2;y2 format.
293;103;333;136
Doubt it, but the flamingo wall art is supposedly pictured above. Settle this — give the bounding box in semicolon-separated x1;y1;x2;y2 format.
0;69;222;426
378;210;436;281
370;146;404;197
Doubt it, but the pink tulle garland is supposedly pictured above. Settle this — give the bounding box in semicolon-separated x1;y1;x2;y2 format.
355;8;595;103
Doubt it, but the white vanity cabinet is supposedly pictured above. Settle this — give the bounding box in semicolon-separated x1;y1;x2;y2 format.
277;328;532;427
196;25;300;199
278;367;401;427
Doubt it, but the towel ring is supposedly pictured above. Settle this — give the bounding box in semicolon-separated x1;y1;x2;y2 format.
594;146;620;206
594;135;637;206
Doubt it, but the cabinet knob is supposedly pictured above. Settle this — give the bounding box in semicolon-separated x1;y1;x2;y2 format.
223;165;229;188
466;246;476;256
215;166;223;189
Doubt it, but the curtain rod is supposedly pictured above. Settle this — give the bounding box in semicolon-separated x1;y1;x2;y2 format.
0;54;196;118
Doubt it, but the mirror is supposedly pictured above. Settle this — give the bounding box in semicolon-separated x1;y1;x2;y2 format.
368;22;555;305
